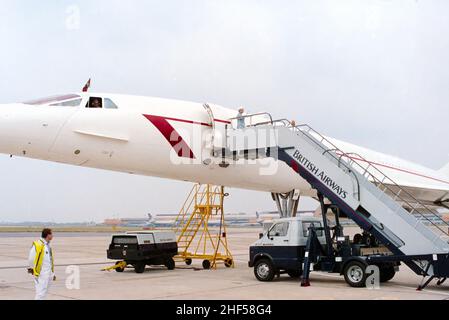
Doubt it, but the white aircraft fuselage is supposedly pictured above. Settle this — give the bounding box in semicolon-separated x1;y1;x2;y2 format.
0;92;448;207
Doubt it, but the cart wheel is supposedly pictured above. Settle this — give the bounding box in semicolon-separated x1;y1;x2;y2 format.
202;260;211;270
165;258;176;270
224;258;233;268
185;258;192;266
115;261;125;273
134;262;146;274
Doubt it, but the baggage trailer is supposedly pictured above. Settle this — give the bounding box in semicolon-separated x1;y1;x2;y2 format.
106;231;178;273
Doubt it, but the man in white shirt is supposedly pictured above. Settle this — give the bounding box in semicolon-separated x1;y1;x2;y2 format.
28;228;56;300
236;108;246;129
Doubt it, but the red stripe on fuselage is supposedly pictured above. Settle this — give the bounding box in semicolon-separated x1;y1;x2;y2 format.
143;114;195;159
161;116;212;127
336;152;449;185
143;113;449;185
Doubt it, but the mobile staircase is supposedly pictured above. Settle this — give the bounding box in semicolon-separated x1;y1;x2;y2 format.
224;114;449;289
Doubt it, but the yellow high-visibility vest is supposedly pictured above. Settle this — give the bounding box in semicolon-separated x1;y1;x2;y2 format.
32;239;54;277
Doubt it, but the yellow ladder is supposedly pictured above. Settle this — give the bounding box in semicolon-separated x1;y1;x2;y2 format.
174;184;234;269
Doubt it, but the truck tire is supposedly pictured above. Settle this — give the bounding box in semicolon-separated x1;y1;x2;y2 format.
165;258;176;270
134;262;146;274
380;266;396;283
343;261;367;288
254;259;276;282
115;261;125;273
185;258;193;266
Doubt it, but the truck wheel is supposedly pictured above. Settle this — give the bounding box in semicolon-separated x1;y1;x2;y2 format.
380;266;396;283
224;258;233;268
115;261;125;273
202;260;211;270
134;262;146;274
287;270;301;278
185;258;193;266
165;258;176;270
344;261;367;288
254;259;276;282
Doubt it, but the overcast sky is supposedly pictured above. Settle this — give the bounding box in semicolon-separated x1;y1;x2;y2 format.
0;0;449;222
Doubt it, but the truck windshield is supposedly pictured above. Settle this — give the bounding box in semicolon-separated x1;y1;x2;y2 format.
269;222;289;237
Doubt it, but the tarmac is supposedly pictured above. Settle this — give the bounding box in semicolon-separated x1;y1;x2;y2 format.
0;227;449;300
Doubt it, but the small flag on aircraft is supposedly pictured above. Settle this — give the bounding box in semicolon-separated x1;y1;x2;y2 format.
82;78;91;92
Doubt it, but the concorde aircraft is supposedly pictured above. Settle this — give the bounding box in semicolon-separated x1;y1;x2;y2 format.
0;91;448;210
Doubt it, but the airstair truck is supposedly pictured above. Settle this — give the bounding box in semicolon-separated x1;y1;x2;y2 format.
224;115;449;289
249;213;399;287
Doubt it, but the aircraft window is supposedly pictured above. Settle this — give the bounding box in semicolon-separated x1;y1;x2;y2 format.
24;94;81;105
104;98;118;109
269;222;289;237
87;97;103;108
50;98;83;107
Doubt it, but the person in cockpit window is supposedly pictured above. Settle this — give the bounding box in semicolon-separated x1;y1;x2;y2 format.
90;98;102;108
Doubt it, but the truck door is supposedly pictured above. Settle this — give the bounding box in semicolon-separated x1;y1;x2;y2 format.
267;221;296;269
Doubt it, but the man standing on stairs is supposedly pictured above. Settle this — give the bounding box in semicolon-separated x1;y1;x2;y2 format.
236;107;246;129
28;228;56;300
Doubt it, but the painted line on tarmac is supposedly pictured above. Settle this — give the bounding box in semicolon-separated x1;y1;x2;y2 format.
0;261;110;270
313;273;449;297
294;272;449;297
395;285;449;297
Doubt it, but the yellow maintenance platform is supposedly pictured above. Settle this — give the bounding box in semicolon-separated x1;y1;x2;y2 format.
173;184;234;269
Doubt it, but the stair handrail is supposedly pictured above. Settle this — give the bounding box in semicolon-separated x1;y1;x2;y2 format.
322;148;362;201
295;124;449;239
228;112;274;128
224;113;449;240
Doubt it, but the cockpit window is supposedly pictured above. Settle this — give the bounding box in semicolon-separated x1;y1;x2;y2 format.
87;97;103;108
85;97;118;109
23;94;81;106
104;98;118;109
50;98;83;107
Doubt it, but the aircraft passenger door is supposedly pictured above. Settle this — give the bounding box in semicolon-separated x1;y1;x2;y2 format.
203;104;216;152
203;104;229;155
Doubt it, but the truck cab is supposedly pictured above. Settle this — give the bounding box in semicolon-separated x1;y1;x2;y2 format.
249;217;327;280
249;216;399;287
